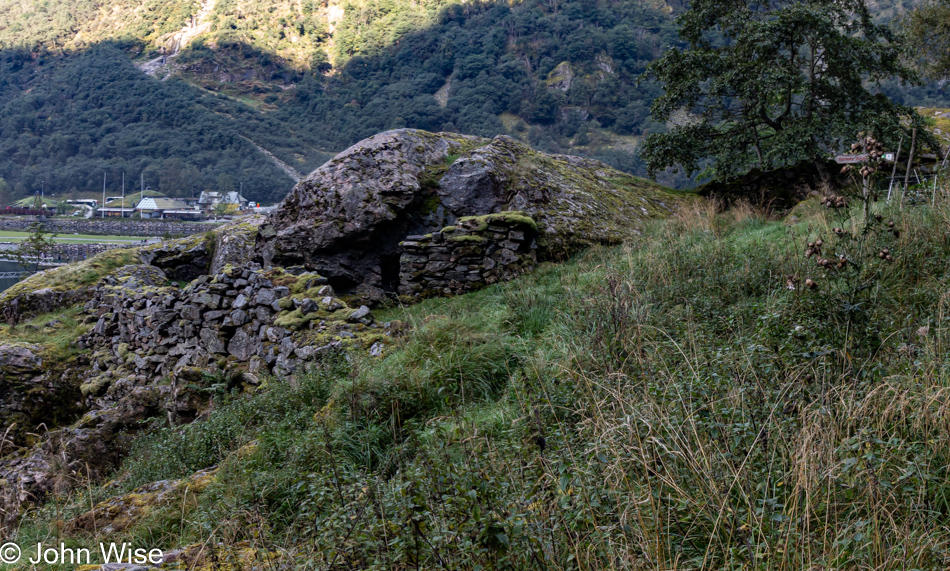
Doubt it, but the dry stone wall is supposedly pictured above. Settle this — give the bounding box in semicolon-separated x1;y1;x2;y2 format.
399;212;538;298
76;264;382;391
47;242;134;260
0;219;221;237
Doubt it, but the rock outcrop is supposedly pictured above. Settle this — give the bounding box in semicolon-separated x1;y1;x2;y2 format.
0;128;689;534
0;343;42;380
0;384;165;530
258;129;687;304
0;218;264;325
0;286;95;326
0;342;84;449
66;467;218;536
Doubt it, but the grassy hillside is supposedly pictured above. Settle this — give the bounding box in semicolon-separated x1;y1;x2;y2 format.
7;182;950;569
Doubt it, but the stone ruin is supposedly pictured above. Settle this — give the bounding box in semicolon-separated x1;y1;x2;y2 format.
0;128;691;532
77;264;382;390
399;212;539;298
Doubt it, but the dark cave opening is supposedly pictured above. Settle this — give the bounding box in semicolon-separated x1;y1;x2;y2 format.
380;253;402;293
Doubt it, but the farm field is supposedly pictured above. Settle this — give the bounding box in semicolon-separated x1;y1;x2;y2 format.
0;231;146;243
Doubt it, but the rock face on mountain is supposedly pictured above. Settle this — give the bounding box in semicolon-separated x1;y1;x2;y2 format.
257;129;686;304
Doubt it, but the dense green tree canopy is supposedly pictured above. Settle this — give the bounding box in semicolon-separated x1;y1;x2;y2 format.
641;0;927;181
0;45;332;204
902;0;950;81
0;0;686;201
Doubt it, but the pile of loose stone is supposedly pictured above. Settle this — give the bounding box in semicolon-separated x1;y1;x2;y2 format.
399;212;539;298
77;263;382;392
1;264;391;532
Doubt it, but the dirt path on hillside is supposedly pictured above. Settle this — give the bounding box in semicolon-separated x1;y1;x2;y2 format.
138;0;218;77
240;136;304;183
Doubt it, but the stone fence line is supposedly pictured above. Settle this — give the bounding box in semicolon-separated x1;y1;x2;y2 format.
0;241;135;264
0;218;222;237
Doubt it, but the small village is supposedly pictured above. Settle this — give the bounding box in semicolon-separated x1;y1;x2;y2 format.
2;188;272;221
0;187;272;292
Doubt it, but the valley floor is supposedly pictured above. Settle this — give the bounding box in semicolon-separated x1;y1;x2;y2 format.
4;191;950;570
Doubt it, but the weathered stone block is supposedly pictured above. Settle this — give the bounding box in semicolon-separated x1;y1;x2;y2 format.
232;293;249;310
346;305;372;323
230;309;249;326
199;328;226;354
254;289;277;306
227;329;257;361
254;306;273;322
194;293;221;309
203;310;229;322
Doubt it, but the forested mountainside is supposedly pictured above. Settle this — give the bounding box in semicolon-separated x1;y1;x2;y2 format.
0;45;333;203
0;0;943;202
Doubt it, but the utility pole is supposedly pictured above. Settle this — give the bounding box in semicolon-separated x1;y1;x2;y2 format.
121;173;126;218
102;173;106;218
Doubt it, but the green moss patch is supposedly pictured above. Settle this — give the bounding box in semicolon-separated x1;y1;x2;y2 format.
0;248;140;305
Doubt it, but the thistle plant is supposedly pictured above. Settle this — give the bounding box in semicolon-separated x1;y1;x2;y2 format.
839;133;887;224
801;193;902;363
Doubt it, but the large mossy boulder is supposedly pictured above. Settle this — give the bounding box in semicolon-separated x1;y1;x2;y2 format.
257;129;691;302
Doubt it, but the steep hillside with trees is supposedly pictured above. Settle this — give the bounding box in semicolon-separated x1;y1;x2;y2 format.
0;44;333;203
0;0;688;200
0;0;940;202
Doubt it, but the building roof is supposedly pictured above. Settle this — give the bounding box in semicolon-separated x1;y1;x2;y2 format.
198;190;248;205
162;209;204;215
197;191;218;205
225;191;248;204
136;197;193;211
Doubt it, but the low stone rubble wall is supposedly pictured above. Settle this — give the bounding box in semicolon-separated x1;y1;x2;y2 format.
77;264;381;390
399;212;538;298
48;242;134;260
0;241;132;262
0;218;221;237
